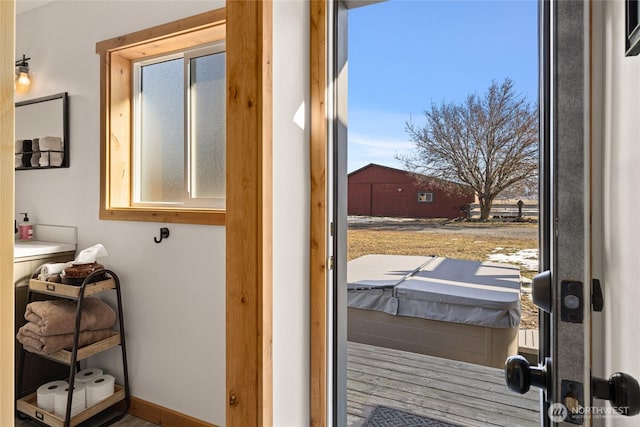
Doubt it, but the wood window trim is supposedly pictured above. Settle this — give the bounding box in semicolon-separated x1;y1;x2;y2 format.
97;5;274;427
96;9;226;225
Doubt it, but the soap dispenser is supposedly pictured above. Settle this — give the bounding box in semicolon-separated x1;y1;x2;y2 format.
18;212;33;240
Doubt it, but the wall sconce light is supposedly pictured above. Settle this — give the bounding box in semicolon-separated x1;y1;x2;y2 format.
15;54;31;89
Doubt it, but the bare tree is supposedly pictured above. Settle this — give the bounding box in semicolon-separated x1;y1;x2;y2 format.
398;78;538;220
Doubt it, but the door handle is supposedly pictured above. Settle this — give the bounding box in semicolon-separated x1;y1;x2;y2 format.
506;356;640;416
505;355;552;396
592;372;640;416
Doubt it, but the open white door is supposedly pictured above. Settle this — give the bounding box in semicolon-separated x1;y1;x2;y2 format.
505;2;640;425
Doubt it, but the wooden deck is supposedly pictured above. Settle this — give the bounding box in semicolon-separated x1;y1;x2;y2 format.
347;341;540;426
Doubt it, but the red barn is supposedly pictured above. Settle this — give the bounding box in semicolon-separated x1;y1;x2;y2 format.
348;164;475;219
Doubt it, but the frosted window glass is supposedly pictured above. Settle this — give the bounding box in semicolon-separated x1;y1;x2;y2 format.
139;58;184;203
190;52;225;201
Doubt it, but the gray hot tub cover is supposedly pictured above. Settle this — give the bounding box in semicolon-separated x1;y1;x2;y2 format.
347;255;521;328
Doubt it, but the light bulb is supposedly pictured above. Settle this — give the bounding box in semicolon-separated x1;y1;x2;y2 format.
17;71;30;87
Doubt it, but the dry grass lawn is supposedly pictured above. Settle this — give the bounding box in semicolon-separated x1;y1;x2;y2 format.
347;226;540;329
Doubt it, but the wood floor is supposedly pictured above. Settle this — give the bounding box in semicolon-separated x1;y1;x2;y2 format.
347;341;540;427
18;342;538;426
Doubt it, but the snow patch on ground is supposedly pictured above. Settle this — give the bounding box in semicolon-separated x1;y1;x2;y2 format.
488;248;539;271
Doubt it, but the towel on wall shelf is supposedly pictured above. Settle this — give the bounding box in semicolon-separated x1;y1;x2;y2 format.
24;297;116;336
15;139;23;168
17;327;111;355
38;136;64;167
21;139;32;168
30;138;41;167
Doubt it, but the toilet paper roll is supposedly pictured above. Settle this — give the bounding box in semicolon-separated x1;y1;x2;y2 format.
53;382;86;418
37;380;68;412
74;368;103;383
85;374;115;407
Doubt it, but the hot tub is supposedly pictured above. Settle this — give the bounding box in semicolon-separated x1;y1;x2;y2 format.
347;255;521;368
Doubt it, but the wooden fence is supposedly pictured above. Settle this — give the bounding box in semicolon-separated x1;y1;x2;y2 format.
467;202;539;220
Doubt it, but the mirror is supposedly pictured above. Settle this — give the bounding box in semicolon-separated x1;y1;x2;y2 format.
15;92;69;169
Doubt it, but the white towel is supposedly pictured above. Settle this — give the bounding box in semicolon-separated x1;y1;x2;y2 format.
39;136;64;167
39;153;64;167
38;262;73;280
15;139;23;168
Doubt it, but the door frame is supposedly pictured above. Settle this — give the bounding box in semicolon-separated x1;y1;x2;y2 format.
0;0;16;423
309;2;601;426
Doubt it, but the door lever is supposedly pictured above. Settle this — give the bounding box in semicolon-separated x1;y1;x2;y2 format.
593;372;640;416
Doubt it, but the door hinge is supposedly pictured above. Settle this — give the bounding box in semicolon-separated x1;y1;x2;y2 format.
328;256;334;270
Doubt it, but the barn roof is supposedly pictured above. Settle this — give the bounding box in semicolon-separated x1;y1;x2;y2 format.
348;163;417;177
348;163;473;191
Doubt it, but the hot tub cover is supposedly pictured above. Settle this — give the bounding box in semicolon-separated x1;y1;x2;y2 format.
347;255;521;328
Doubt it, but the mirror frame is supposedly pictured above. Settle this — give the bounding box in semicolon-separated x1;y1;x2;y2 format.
15;92;69;169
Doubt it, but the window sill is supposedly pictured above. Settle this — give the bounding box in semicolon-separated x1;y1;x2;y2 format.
99;207;225;226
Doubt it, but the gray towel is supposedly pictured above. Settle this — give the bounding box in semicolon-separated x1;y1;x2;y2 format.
21;139;32;168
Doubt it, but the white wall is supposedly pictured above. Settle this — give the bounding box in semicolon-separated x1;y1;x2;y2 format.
16;2;226;424
16;1;312;426
272;1;310;425
592;2;640;426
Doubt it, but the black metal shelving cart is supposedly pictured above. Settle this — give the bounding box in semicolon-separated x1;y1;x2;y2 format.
16;269;130;427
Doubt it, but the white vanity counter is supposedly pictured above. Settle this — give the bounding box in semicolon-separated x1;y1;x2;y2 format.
13;224;77;260
14;240;77;259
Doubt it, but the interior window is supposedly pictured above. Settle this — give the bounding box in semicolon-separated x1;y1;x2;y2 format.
133;45;226;209
96;9;226;225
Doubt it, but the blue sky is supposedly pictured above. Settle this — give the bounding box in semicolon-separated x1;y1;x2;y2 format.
347;0;539;172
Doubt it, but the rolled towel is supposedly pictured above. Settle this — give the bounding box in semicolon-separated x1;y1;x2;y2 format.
17;327;112;355
24;297;116;336
37;262;72;281
30;138;41;167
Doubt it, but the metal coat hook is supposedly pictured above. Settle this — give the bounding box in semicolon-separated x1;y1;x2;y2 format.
154;227;170;243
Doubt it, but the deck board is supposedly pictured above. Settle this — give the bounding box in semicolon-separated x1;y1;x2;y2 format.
347;341;540;427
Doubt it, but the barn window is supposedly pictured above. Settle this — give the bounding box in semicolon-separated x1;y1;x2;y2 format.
417;192;434;203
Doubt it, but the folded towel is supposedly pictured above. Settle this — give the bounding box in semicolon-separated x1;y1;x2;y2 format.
17;327;111;355
15;139;23;168
30;138;41;167
39;136;64;167
39;152;64;167
25;298;116;336
37;262;73;280
39;136;63;151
